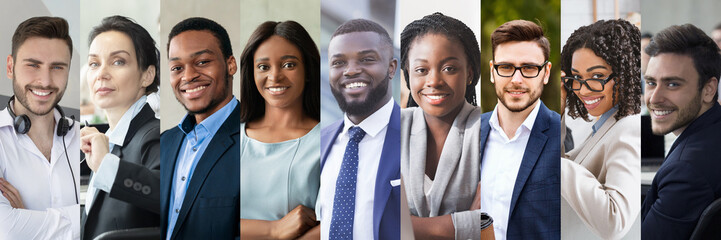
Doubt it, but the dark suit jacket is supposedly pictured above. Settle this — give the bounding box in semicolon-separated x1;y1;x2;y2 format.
641;103;721;240
320;103;401;240
82;104;160;239
160;101;240;240
480;101;561;240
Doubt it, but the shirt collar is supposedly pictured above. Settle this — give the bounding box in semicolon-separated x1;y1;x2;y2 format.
341;98;395;138
488;100;541;139
178;96;238;136
0;104;76;138
105;95;148;148
592;105;618;134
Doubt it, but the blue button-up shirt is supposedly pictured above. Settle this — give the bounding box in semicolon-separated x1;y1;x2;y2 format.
166;98;238;239
591;106;618;136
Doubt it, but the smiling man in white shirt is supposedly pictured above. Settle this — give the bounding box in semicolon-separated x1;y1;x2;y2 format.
479;20;561;240
0;16;80;239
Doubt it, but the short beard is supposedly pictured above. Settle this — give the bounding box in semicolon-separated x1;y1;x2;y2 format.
12;78;63;116
496;85;542;113
180;67;232;116
651;92;702;135
332;74;390;117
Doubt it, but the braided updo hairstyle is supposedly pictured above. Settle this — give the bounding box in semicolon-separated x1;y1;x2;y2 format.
400;12;480;107
561;19;641;121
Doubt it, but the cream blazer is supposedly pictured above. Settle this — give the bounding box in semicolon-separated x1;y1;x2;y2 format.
561;111;641;240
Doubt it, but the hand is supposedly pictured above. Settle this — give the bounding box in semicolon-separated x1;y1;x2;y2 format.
471;182;481;210
560;71;568;112
0;178;25;209
80;127;110;172
271;205;318;240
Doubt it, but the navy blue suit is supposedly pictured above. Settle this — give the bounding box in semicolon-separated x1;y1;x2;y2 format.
320;103;401;240
160;101;240;239
641;103;721;240
480;101;561;240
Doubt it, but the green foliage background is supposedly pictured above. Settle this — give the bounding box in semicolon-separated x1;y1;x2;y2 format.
480;0;561;113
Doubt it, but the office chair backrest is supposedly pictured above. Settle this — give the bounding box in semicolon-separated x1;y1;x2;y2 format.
689;198;721;240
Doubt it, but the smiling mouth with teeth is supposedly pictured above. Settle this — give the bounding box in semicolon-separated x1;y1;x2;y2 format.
345;82;368;89
185;85;207;93
583;97;602;105
30;89;51;96
268;87;289;92
423;94;448;100
652;109;673;116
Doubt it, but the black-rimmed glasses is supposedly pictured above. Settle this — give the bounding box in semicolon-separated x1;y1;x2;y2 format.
493;60;549;78
562;73;616;92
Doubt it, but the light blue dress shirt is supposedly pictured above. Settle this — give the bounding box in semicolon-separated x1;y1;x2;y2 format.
591;106;618;136
166;98;238;239
240;123;320;221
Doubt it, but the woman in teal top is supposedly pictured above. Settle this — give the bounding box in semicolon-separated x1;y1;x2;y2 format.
239;20;321;239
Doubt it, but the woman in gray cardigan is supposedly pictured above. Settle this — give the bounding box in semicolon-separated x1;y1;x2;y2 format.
399;13;483;240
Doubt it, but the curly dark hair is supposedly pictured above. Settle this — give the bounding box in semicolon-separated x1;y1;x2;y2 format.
400;12;480;107
561;19;641;121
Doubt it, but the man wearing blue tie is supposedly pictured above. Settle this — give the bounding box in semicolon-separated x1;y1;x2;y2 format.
160;17;240;239
317;19;401;240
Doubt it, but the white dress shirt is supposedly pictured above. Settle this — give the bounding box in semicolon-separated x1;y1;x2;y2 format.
0;107;81;239
480;101;540;240
85;96;148;214
318;98;394;240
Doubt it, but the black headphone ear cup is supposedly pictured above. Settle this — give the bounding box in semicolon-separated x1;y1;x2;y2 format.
14;115;31;134
57;118;69;136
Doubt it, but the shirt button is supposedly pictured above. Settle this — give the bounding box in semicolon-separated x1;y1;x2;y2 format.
181;176;186;181
175;208;179;213
193;147;197;151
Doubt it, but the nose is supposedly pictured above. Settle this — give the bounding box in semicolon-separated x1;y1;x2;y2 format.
424;69;443;89
343;61;361;77
267;66;284;82
647;84;665;105
578;81;593;96
510;70;524;84
182;64;200;82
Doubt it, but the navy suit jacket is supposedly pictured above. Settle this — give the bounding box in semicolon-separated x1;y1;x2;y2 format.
320;103;401;240
641;103;721;240
160;101;240;240
480;101;561;240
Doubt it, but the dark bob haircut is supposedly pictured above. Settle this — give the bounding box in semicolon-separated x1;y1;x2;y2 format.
561;19;641;121
239;21;320;123
400;12;480;107
89;15;160;94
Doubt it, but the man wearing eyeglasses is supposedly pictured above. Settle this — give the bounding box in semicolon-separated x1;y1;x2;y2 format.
479;19;560;240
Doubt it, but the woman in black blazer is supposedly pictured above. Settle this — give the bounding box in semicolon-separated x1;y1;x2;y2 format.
79;15;161;240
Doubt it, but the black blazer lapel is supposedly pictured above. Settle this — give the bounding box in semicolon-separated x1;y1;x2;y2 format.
172;102;240;239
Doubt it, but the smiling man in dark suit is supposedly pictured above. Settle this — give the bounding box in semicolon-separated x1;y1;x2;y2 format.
160;17;239;240
641;24;721;240
479;20;561;240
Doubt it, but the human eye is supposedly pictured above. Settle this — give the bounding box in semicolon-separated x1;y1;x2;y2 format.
360;57;376;63
331;60;345;67
257;64;269;71
88;62;99;68
413;67;427;74
112;59;126;66
667;82;680;88
442;65;457;73
592;73;606;79
646;80;656;87
282;62;297;69
497;64;513;71
197;60;210;66
170;65;183;72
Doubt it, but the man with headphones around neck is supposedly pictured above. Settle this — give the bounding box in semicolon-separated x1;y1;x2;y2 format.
0;16;81;239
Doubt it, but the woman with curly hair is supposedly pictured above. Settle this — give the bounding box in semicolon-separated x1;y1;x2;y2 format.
399;13;483;239
560;19;641;239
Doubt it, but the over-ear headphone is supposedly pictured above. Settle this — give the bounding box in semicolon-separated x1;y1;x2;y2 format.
6;95;74;136
5;95;79;204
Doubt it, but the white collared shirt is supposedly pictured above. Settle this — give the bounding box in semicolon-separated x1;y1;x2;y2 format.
480;100;541;240
85;96;149;214
318;98;394;240
0;107;80;239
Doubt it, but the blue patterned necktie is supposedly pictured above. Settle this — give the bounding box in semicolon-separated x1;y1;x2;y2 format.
329;126;366;239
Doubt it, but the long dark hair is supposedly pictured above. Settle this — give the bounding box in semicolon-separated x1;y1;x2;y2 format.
561;19;641;121
400;12;480;107
239;21;320;122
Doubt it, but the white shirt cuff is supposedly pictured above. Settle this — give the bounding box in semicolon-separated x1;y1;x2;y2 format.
92;153;120;193
52;204;80;239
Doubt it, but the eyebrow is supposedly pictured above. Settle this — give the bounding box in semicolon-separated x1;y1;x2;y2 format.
571;65;609;73
23;58;68;67
255;55;300;63
644;75;687;82
412;57;460;65
169;49;213;61
495;61;543;66
331;49;380;59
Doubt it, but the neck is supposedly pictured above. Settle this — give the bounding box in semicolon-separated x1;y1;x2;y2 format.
14;100;56;142
348;95;391;125
257;101;308;127
194;95;233;123
424;103;463;139
105;101;136;131
496;99;538;139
